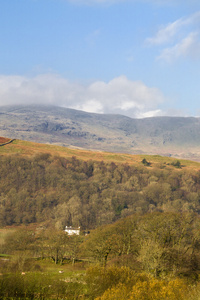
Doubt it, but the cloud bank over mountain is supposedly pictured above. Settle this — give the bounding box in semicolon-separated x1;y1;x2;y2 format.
0;74;165;118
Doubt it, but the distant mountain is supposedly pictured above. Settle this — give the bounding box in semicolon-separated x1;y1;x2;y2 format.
0;104;200;160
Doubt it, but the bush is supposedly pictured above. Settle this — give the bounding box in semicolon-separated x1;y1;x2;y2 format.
86;266;147;299
96;277;191;300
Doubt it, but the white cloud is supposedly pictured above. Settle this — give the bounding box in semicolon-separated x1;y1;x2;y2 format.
146;19;186;46
158;32;200;62
73;99;104;113
146;11;200;46
138;109;163;118
0;74;165;118
146;11;200;62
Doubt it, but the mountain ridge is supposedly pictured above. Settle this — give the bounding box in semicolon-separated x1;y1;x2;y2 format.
0;104;200;161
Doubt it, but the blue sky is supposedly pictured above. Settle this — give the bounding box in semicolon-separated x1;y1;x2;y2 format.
0;0;200;118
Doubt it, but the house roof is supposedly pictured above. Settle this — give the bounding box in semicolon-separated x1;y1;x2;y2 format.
65;226;80;231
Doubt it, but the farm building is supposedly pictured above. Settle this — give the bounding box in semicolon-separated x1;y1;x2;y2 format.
64;226;80;235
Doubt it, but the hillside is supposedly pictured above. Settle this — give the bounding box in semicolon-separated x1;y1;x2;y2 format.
1;138;200;170
0;138;200;229
1;139;200;299
1;104;200;160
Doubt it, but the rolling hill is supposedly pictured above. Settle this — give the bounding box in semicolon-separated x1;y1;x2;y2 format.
0;104;200;160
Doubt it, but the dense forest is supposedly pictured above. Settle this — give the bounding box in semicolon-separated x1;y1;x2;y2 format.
1;152;200;229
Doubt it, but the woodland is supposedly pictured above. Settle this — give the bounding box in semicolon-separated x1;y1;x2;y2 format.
1;212;200;299
1;151;200;298
0;152;200;229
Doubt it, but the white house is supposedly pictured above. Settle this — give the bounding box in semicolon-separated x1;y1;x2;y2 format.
64;226;80;235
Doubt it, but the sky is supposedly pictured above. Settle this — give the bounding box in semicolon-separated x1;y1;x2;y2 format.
0;0;200;118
